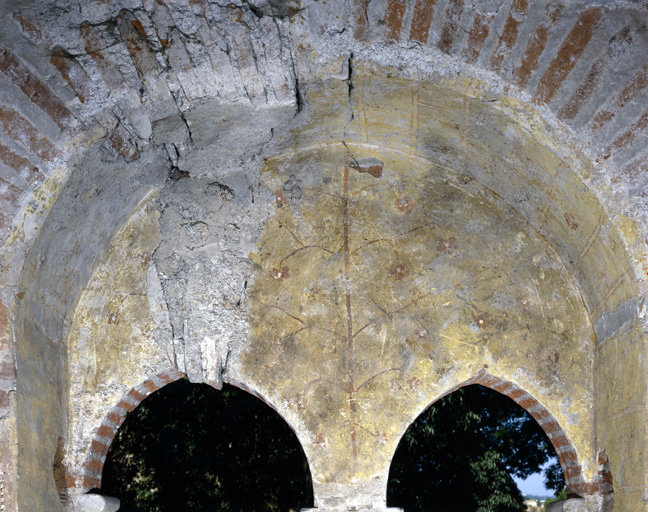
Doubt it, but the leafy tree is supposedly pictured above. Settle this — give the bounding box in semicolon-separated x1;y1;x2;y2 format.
387;385;565;512
102;380;314;512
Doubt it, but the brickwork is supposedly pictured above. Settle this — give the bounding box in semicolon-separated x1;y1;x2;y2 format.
0;1;647;511
0;0;644;256
456;370;596;496
78;370;185;493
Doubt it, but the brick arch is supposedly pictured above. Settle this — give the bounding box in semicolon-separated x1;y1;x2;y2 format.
80;370;185;491
462;370;587;495
80;372;316;495
392;369;604;497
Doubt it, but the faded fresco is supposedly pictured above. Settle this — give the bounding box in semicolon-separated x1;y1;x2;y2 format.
240;142;594;484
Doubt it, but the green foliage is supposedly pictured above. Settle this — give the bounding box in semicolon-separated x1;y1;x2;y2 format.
387;385;565;512
545;488;569;505
102;380;314;512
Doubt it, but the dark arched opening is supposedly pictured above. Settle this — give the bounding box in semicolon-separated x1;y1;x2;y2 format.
101;379;314;511
387;384;565;512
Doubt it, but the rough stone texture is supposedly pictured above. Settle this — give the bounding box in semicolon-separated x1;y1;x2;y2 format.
67;494;120;512
0;0;648;511
547;498;590;512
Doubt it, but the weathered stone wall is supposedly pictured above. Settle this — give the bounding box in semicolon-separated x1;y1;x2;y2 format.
0;0;647;511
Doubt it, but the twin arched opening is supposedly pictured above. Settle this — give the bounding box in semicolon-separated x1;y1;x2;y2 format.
78;370;592;511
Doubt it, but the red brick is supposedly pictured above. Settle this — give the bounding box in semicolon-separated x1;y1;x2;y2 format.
0;48;73;130
463;12;491;63
80;23;129;93
478;375;499;387
606;109;648;155
517;395;539;409
438;0;464;53
50;48;92;104
0;105;60;161
0;360;15;381
109;124;139;162
128;388;147;403
354;0;370;39
0;176;23;208
528;408;547;423
63;473;78;490
514;24;550;88
158;372;174;384
490;0;528;71
0;142;43;184
491;380;513;394
106;410;124;426
90;439;108;457
384;0;407;41
507;388;526;400
551;433;570;448
0;389;10;414
86;456;103;475
558;57;605;120
117;398;137;413
118;11;159;79
409;0;436;43
536;7;601;103
82;475;101;489
592;65;648;130
96;423;115;440
563;465;582;479
142;379;159;393
11;11;49;45
540;418;561;434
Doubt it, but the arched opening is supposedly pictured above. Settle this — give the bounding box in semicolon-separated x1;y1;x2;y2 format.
387;384;567;512
99;378;314;511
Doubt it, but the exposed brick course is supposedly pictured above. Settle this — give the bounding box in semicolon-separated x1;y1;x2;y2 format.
0;48;73;130
409;0;436;44
490;0;528;71
78;371;185;492
463;12;492;64
0;105;60;161
536;7;602;103
465;370;587;495
438;0;465;54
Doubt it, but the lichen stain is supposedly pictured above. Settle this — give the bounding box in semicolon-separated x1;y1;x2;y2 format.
241;143;594;485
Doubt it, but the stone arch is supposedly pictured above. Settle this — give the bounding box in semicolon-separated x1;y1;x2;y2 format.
389;369;597;498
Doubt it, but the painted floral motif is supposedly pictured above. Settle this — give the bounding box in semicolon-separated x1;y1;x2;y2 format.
275;190;287;207
395;196;415;212
388;262;408;280
271;266;290;281
107;311;120;325
472;313;490;329
437;237;458;254
407;377;421;390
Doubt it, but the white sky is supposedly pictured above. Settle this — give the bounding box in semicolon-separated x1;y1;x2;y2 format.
513;460;556;497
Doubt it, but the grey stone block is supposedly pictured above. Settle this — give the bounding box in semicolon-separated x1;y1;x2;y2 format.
70;494;120;512
546;498;589;512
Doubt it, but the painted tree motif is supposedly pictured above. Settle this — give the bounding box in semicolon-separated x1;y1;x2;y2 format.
241;143;592;483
